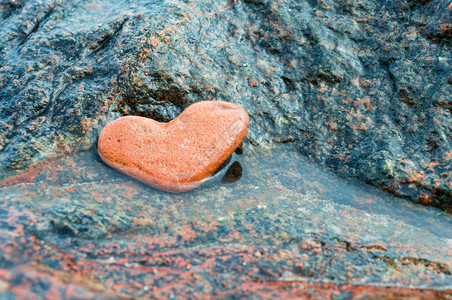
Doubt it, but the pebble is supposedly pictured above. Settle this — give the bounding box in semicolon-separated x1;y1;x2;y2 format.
97;101;249;192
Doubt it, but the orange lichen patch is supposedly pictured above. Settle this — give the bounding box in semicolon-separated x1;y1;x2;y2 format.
427;160;440;171
446;151;452;160
247;77;259;87
97;101;249;192
417;191;435;206
440;23;451;33
359;97;376;111
403;169;426;185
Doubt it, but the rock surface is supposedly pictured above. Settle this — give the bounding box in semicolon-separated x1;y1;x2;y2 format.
1;1;451;297
0;146;451;298
97;101;248;192
0;2;450;205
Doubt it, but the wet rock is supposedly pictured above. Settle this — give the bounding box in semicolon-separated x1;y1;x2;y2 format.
0;148;451;297
47;204;140;239
97;101;249;192
0;0;450;208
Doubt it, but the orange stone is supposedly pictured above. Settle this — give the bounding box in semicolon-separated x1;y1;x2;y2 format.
97;101;249;192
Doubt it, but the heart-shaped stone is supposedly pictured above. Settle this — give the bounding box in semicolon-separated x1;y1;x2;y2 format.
97;101;249;192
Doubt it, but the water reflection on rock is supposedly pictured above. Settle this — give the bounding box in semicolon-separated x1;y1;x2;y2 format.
0;145;451;298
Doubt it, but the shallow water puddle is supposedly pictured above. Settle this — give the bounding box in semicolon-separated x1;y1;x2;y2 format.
0;145;451;297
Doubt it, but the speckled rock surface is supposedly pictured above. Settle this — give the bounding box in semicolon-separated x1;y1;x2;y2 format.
97;101;248;192
0;0;450;208
1;2;451;297
0;146;451;298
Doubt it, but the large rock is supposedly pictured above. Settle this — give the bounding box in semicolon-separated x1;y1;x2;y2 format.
0;0;450;208
0;148;451;297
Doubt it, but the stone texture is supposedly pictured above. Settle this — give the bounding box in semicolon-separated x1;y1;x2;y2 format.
1;1;451;297
97;101;248;192
0;147;451;298
0;1;450;206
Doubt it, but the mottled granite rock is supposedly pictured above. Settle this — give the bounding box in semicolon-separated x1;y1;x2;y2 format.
0;148;451;298
0;0;450;208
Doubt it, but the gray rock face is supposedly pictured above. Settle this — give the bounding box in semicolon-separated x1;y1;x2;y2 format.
0;0;450;209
